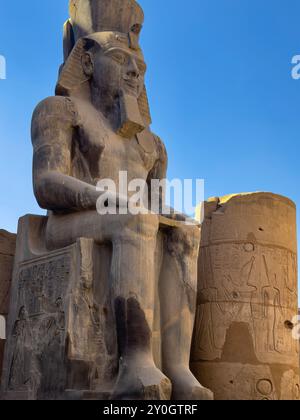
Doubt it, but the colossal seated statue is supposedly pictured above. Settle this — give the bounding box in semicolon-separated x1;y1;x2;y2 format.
1;0;212;401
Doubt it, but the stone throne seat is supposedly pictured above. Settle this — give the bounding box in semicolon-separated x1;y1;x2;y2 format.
1;214;117;400
1;214;165;400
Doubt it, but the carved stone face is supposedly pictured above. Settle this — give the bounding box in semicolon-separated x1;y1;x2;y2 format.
84;45;146;100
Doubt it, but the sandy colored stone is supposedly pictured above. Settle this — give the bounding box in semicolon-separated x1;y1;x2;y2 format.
191;192;299;400
0;230;16;384
0;254;15;316
1;0;212;400
0;229;16;318
0;230;16;256
0;231;16;313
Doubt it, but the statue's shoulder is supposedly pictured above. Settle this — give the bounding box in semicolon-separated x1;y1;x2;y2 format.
32;96;79;149
32;96;78;126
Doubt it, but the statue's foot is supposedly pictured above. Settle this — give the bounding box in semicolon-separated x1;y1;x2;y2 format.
167;367;213;401
111;360;172;401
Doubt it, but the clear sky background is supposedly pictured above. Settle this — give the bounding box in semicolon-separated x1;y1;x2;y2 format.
0;0;299;248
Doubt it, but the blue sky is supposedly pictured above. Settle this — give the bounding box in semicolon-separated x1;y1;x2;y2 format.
0;0;299;243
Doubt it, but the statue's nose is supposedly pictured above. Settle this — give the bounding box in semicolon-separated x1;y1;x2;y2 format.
127;58;140;79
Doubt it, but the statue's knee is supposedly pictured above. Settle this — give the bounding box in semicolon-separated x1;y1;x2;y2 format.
123;213;159;238
166;225;200;257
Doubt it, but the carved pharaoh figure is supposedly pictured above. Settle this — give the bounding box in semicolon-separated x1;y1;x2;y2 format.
30;0;212;400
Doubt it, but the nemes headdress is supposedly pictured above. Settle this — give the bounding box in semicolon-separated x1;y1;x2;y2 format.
56;0;151;126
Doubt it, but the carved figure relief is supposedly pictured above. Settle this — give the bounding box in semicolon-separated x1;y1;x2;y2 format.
195;242;298;364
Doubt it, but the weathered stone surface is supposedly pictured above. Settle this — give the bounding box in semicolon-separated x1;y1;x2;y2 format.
1;215;204;401
191;192;299;400
0;255;15;317
1;0;212;400
0;230;16;315
0;230;16;256
0;230;16;381
0;340;5;377
1;216;118;400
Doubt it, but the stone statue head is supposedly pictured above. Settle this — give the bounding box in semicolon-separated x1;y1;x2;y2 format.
56;0;151;136
83;33;146;99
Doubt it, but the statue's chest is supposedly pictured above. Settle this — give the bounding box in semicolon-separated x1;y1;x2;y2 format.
71;101;157;185
100;134;155;180
73;127;157;185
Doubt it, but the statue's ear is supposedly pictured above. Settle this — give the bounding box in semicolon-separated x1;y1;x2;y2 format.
81;52;94;77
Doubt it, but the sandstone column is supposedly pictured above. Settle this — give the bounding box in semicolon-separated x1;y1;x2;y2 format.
191;193;299;400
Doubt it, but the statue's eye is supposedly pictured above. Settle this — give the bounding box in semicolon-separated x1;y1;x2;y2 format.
111;52;126;65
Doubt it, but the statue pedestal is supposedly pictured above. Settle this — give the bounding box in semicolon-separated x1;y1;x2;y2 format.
1;215;119;400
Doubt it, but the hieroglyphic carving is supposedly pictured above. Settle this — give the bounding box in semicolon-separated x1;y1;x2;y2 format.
67;239;116;392
17;256;70;315
8;255;70;395
250;247;297;362
194;242;298;365
191;361;279;400
79;239;94;290
191;193;299;400
256;379;274;400
2;234;121;399
69;240;106;366
194;243;257;361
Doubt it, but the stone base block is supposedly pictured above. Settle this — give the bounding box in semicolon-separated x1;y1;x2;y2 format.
1;215;118;400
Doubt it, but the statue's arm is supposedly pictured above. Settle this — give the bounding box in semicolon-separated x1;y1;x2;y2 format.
31;97;99;212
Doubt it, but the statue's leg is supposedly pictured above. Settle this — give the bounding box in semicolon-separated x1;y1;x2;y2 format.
110;213;171;401
46;211;171;400
160;224;213;400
